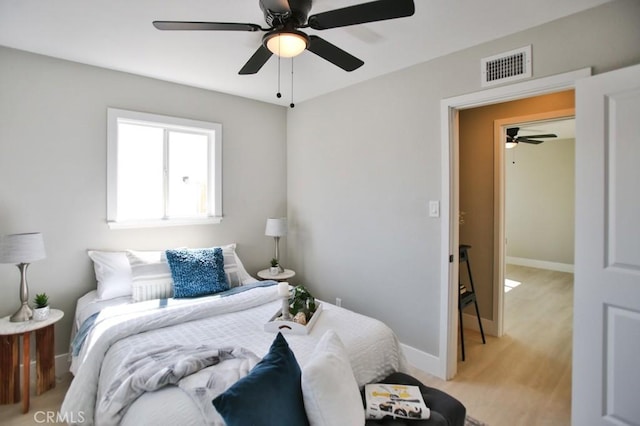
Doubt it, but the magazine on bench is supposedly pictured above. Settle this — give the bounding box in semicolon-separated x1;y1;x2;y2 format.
364;383;430;420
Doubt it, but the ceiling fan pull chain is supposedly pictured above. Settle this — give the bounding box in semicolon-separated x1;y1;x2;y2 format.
276;40;282;99
290;58;295;108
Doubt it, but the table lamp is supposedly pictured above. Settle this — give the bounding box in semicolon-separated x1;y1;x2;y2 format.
0;232;47;322
265;218;287;273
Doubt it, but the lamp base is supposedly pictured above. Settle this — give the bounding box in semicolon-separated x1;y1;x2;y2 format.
10;303;33;322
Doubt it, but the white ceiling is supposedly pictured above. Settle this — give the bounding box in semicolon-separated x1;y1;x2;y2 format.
0;0;613;106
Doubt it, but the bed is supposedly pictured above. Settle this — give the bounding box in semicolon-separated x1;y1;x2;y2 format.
61;244;408;425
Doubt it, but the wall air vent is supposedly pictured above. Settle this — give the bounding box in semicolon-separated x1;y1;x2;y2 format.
481;45;532;87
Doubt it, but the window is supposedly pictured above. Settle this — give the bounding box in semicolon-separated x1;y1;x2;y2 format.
107;108;222;228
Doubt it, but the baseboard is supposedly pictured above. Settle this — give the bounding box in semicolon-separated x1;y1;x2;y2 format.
506;256;574;273
55;353;71;377
400;343;444;379
400;316;497;381
462;313;497;336
21;353;71;385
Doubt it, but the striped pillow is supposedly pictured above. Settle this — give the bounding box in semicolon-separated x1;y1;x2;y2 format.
126;250;174;302
220;243;250;287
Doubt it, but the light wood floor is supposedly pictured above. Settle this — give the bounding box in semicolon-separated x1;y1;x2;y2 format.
413;264;574;426
1;265;572;426
0;373;72;425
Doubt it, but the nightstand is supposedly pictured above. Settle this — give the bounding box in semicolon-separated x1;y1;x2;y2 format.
257;268;296;282
0;309;64;413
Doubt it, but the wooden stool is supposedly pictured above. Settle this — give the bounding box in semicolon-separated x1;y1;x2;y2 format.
0;309;64;413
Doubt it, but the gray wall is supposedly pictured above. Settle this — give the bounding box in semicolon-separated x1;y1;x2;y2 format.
506;138;575;265
286;0;640;356
0;47;287;356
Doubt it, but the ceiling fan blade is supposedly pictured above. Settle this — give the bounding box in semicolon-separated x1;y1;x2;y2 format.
239;45;273;75
153;21;263;32
520;133;558;139
308;0;414;30
519;139;544;144
307;35;364;72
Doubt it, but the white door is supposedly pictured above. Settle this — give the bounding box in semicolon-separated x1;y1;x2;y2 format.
573;63;640;425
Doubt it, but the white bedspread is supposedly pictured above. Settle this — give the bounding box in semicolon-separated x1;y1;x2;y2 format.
62;285;408;425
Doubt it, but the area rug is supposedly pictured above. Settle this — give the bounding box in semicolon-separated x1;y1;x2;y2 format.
465;415;488;426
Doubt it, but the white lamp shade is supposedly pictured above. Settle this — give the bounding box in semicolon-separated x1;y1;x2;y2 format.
0;232;46;264
265;218;287;237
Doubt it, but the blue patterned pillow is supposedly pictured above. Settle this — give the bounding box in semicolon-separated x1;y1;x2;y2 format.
212;332;309;426
165;247;229;298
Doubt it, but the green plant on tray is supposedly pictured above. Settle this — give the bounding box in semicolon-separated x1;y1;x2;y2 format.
288;285;317;321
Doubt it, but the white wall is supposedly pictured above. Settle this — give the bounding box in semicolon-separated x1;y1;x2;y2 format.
286;0;640;360
0;47;287;355
506;138;575;266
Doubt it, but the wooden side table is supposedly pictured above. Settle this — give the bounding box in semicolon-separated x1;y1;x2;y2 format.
0;308;64;413
257;268;296;282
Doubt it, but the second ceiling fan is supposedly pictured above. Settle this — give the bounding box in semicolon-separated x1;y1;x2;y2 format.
153;0;415;75
506;127;558;149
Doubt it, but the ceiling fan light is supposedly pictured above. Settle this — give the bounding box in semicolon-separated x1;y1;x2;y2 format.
264;30;308;58
505;141;518;149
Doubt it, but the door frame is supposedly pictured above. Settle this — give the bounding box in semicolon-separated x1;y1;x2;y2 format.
439;68;591;380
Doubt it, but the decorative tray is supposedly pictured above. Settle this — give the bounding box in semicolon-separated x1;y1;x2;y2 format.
264;302;323;335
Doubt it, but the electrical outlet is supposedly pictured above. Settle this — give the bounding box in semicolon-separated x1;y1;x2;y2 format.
335;297;342;307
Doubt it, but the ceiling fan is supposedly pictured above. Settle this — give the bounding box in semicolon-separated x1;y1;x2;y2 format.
506;127;557;149
153;0;415;75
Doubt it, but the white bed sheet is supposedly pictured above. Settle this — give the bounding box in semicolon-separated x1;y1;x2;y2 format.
64;284;408;426
69;277;261;368
72;290;131;337
73;276;261;333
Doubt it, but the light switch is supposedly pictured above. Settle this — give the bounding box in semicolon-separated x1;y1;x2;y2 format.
429;201;440;217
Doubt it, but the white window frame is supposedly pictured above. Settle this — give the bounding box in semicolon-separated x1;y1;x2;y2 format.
107;108;222;229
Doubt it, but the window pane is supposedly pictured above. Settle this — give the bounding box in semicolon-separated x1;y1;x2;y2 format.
117;123;164;220
167;131;209;217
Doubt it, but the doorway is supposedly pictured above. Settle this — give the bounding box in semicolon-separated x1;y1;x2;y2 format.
458;97;575;340
439;68;590;380
493;111;575;337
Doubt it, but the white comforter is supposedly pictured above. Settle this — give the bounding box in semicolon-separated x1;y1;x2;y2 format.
62;285;408;425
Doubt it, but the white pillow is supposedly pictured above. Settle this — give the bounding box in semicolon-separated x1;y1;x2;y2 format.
126;250;174;302
87;250;133;300
88;243;253;301
220;243;252;287
302;330;365;426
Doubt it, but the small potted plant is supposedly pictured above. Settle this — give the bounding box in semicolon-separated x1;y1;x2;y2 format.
33;293;50;321
270;258;280;275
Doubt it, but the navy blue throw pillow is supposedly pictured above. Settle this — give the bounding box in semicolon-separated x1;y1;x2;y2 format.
165;247;229;298
212;332;309;426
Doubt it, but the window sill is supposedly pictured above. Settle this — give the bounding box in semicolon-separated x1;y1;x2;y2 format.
107;217;222;230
